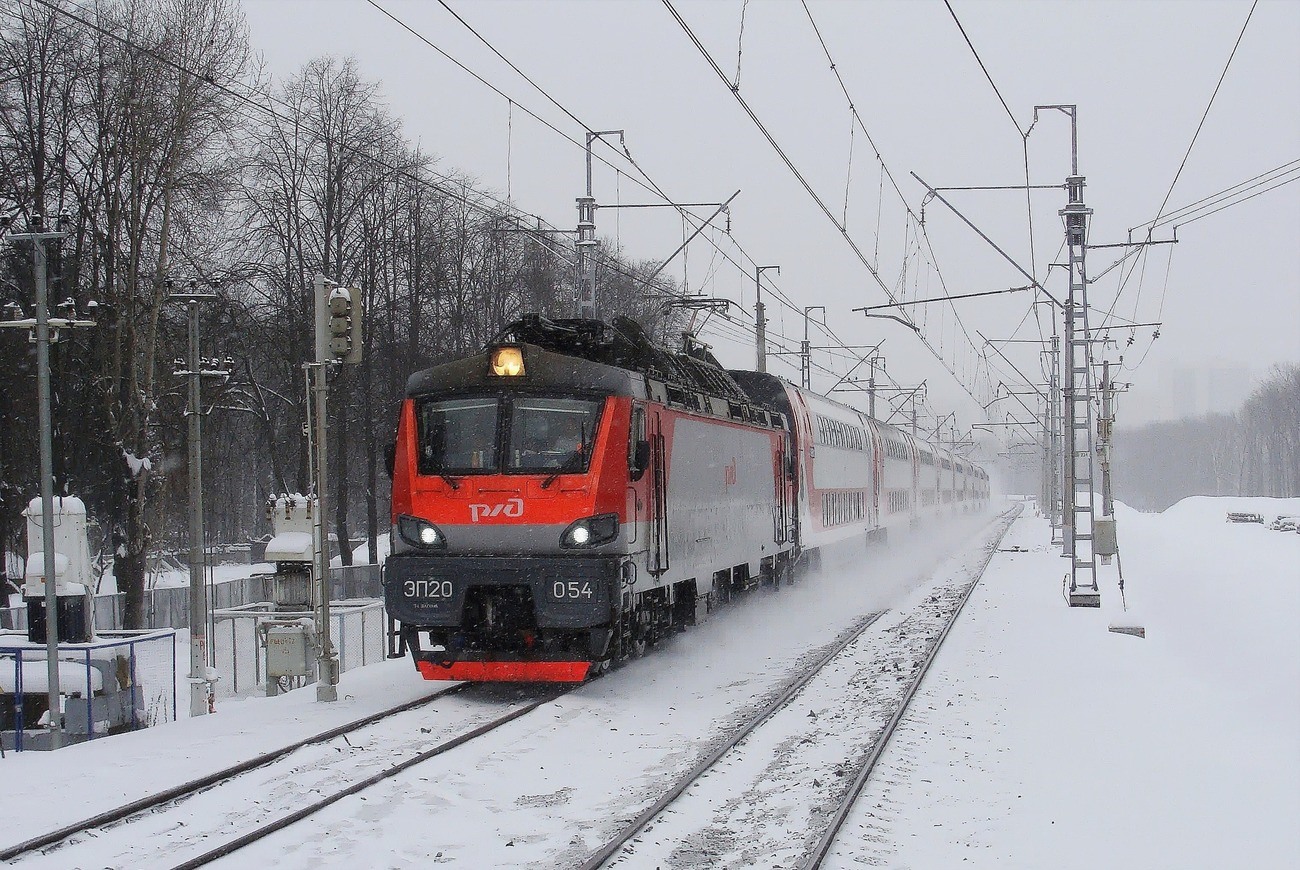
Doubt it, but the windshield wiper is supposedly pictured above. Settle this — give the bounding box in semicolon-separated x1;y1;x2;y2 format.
430;465;460;490
542;419;588;489
541;449;586;489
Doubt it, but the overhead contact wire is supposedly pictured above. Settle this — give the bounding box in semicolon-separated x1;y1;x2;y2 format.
665;0;988;403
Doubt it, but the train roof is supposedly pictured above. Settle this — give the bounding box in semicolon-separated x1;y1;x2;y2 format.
728;370;985;474
495;314;753;404
406;315;778;430
405;339;640;398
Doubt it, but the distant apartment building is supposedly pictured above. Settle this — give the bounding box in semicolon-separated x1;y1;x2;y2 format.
1156;362;1252;420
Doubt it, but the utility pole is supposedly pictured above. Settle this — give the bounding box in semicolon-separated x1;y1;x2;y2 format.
1041;388;1053;518
801;305;825;390
576;129;624;319
866;381;925;430
168;283;226;718
1047;336;1062;540
1093;359;1127;570
930;411;956;441
1098;359;1115;517
754;265;780;372
1039;104;1101;607
1;214;79;748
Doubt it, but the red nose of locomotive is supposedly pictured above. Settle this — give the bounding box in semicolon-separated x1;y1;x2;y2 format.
385;341;634;682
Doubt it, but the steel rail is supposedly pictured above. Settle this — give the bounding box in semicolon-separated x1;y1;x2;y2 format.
170;686;569;869
0;682;475;862
799;503;1022;869
575;608;888;870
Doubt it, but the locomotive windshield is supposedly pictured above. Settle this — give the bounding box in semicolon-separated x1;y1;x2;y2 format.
418;398;500;473
507;398;601;471
416;396;603;474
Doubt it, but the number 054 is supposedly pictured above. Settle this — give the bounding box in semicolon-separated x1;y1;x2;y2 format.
553;581;593;599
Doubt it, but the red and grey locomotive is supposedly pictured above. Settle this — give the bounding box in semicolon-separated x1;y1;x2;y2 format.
383;315;989;683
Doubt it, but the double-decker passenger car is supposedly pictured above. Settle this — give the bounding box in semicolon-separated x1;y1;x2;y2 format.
730;373;989;567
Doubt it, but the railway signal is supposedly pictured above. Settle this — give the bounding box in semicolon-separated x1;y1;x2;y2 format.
327;285;363;364
311;274;364;702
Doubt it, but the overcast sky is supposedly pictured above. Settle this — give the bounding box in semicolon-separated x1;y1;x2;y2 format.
243;0;1299;437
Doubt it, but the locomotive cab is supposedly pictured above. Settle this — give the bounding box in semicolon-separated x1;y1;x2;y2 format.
385;334;645;682
385;314;806;684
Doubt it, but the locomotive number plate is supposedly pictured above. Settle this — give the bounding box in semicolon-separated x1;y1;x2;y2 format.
405;579;454;598
552;580;594;599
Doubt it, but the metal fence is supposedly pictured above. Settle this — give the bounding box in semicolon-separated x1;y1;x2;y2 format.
211;600;387;697
0;563;384;750
0;594;123;634
0;630;177;752
0;564;383;633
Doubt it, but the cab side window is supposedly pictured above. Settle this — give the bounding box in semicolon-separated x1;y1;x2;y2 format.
628;404;648;478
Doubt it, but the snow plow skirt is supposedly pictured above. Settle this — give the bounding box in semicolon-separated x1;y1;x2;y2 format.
416;659;591;682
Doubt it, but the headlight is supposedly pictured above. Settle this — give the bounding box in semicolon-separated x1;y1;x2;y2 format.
396;514;446;551
559;513;619;549
489;345;525;377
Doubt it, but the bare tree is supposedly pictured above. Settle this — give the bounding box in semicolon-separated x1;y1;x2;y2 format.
0;0;253;626
0;10;717;603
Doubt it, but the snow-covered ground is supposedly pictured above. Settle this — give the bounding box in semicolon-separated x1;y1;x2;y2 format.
1;496;1296;869
829;496;1300;869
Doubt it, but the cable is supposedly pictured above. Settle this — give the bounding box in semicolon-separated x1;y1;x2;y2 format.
666;0;987;404
1095;163;1294;336
1134;157;1299;232
842;106;855;228
427;0;588;135
1091;160;1299;311
18;0;701;312
734;0;750;90
1170;172;1299;229
1103;0;1259;334
22;0;543;230
942;0;1023;137
798;1;919;216
1152;166;1300;231
425;0;748;265
386;0;817;333
1148;0;1259;229
938;0;1054;371
801;0;1004;408
32;0;985;409
386;0;946;400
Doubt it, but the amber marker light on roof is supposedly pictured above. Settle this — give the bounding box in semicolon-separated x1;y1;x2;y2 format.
490;345;525;377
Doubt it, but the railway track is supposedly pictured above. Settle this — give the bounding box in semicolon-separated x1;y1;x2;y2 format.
579;504;1021;870
5;509;1017;870
798;504;1020;869
1;681;568;870
0;684;470;863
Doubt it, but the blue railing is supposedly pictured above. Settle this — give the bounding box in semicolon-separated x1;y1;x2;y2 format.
0;630;176;752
